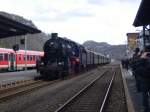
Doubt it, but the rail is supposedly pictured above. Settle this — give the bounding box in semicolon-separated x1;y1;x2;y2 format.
0;79;59;102
54;70;109;112
99;71;116;112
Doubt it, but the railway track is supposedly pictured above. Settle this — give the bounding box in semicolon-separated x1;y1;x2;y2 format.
0;79;41;91
54;68;116;112
0;68;100;102
0;65;127;112
0;79;60;102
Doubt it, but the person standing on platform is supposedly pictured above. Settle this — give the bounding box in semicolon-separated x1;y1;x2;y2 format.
138;46;150;112
131;47;141;92
124;59;129;70
36;58;40;73
131;46;150;112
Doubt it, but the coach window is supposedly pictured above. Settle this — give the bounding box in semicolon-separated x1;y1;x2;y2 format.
33;55;35;61
4;53;8;61
24;56;26;61
35;56;37;61
30;55;33;61
0;53;3;61
29;55;31;61
27;55;30;61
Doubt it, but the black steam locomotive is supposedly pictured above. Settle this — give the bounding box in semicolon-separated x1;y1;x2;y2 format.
38;33;111;79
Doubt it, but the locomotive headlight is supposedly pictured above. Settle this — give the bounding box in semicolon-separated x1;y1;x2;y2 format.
40;62;44;65
58;62;62;65
58;62;64;65
76;58;80;62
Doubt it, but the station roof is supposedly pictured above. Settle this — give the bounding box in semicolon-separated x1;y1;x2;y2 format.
133;0;150;27
126;33;139;36
0;14;41;38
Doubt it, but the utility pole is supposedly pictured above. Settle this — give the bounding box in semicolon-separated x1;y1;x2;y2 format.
24;35;27;70
143;26;146;48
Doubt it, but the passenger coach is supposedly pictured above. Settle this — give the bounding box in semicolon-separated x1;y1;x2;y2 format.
0;48;44;71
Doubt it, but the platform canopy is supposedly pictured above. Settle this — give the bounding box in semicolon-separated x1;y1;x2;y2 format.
133;0;150;27
0;14;41;38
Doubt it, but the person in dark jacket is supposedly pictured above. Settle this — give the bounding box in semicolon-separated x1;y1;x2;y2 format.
131;47;141;92
124;59;129;70
36;58;40;73
134;46;150;112
140;47;150;112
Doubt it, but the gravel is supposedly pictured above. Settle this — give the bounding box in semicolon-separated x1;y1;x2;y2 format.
60;69;113;112
103;66;127;112
0;67;106;112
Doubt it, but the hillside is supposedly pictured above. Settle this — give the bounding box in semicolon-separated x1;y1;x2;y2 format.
83;40;127;60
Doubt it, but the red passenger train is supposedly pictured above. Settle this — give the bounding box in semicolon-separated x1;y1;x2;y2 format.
0;48;44;71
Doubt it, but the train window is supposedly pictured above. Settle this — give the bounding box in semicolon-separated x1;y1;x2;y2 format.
73;46;79;57
24;56;26;61
27;55;30;61
35;56;37;60
4;54;8;61
30;55;33;61
33;55;35;61
0;53;3;61
67;44;71;49
62;44;66;48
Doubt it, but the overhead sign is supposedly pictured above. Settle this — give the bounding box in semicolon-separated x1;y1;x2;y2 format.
127;33;139;52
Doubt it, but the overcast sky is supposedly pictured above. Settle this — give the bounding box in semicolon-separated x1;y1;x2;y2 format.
0;0;142;45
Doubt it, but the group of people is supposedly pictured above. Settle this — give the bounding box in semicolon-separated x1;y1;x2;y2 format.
124;46;150;112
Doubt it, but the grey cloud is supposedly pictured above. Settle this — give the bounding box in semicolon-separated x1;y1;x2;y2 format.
87;0;140;5
64;10;93;17
118;0;140;3
32;9;93;22
87;0;106;5
34;6;60;16
53;10;93;22
55;9;93;22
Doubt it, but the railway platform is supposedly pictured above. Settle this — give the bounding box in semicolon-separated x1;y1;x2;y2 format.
122;68;145;112
0;70;39;85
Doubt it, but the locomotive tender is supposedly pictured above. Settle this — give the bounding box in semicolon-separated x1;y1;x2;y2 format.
38;33;111;79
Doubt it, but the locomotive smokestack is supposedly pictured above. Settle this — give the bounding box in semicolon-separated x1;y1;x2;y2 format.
51;33;58;39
